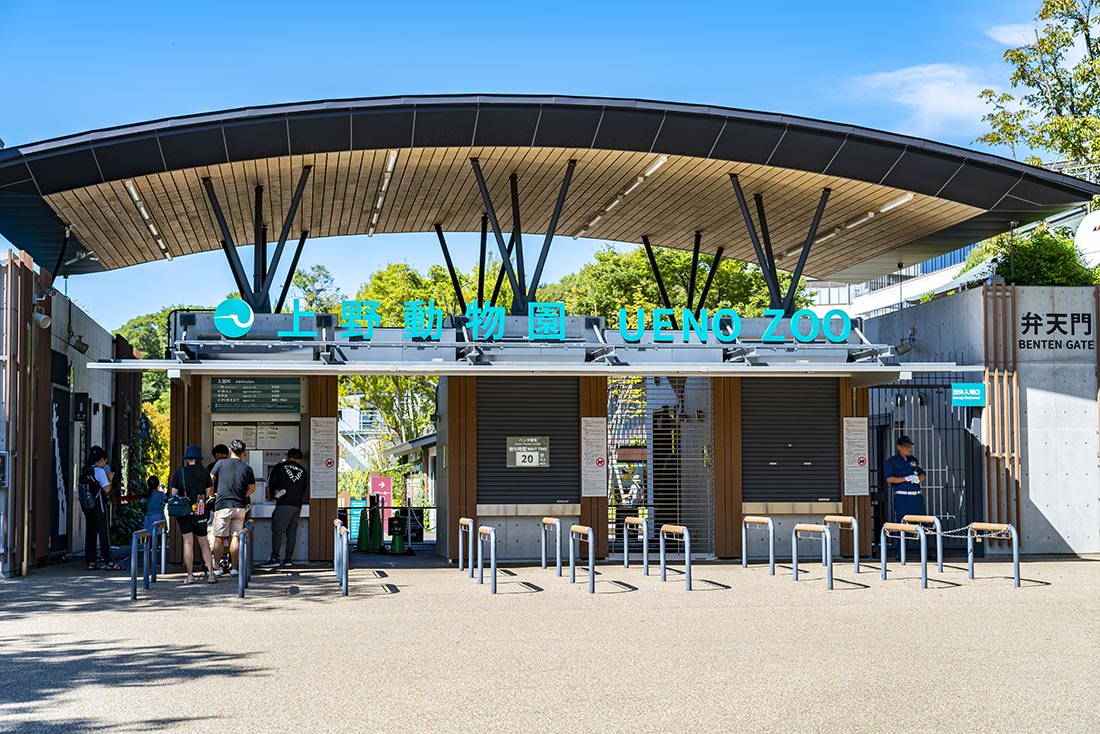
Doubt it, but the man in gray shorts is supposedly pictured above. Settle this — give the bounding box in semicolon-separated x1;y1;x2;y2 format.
208;439;255;577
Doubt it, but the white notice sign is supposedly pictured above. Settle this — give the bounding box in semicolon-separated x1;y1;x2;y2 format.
310;417;339;499
581;417;608;498
843;416;869;497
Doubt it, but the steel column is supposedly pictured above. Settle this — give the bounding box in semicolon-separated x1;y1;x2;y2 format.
202;177;254;307
49;225;72;281
528;159;576;302
687;231;701;308
753;194;778;276
641;236;678;329
434;224;468;314
274;231;309;314
258;166;312;307
488;233;515;308
252;186;269;312
509;173;526;312
478;214;488;306
729;174;783;309
781;188;831;314
693;247;724;318
470;158;522;312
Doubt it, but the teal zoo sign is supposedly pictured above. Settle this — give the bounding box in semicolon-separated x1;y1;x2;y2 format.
951;383;986;407
213;298;255;338
218;296;854;345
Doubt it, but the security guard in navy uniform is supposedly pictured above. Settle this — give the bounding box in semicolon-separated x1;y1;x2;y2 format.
884;435;927;557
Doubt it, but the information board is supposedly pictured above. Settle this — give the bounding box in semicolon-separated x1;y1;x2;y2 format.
310;417;339;499
950;383;986;407
211;377;301;413
213;423;257;450
506;436;550;468
581;417;608;497
842;416;870;497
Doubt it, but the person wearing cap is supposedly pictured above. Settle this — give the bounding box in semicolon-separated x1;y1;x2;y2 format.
885;435;927;553
169;445;218;584
208;439;256;577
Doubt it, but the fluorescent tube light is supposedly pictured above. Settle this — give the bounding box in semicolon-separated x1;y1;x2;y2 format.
844;211;875;229
879;193;914;213
368;150;399;236
643;156;668;178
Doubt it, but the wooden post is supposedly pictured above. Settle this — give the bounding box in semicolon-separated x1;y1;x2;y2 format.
579;376;609;558
712;377;743;559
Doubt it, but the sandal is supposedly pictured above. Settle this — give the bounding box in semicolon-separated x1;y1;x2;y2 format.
87;563;98;571
101;562;123;571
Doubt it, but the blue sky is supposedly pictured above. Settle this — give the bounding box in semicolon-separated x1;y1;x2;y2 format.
0;0;1040;329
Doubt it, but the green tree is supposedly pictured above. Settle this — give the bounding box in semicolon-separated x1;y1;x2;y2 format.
116;304;204;404
978;0;1100;163
960;224;1097;285
289;264;344;313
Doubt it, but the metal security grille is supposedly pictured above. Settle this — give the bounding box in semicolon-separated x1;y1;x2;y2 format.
741;378;841;502
868;373;983;552
476;376;580;504
607;376;714;558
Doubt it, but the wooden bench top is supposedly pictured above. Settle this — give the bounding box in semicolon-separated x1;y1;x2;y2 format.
743;515;771;525
793;523;827;533
823;515;856;526
971;522;1013;533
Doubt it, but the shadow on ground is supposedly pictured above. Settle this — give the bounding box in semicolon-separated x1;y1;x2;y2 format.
0;633;262;733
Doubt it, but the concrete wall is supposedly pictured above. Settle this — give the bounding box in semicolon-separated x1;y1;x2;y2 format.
865;285;1100;555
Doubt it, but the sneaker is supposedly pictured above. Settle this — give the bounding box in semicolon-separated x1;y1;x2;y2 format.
230;569;239;577
282;559;292;568
207;574;217;584
260;558;281;569
212;569;225;578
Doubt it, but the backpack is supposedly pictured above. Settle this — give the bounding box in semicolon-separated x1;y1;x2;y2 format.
77;466;100;511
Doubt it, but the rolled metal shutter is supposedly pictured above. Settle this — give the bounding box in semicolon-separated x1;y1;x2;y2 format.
476;376;580;504
740;378;841;503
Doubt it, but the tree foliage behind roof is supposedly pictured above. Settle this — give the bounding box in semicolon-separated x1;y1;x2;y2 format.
960;224;1098;285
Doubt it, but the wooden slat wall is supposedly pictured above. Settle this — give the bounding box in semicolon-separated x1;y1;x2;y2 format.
840;380;873;558
10;252;33;573
307;376;339;561
445;377;477;561
579;377;609;558
712;377;743;559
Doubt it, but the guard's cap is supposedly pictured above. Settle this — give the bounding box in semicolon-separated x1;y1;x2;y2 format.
184;445;203;460
896;435;914;447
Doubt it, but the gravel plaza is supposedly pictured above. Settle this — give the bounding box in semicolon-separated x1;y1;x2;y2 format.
2;553;1098;734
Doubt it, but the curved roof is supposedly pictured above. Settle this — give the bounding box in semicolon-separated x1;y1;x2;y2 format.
1;94;1096;281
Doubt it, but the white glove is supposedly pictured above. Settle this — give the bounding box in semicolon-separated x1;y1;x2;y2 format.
905;474;920;484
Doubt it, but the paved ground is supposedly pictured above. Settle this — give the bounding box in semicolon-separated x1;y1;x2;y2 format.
2;551;1099;733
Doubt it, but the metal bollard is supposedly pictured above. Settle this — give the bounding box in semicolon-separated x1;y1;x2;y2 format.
143;536;152;590
569;525;595;593
541;517;562;577
968;523;1020;588
791;524;833;590
880;523;928;589
823;515;860;574
742;516;776;575
476;526;497;594
624;517;649;575
237;527;249;598
659;525;692;591
129;530;149;601
333;520;349;596
903;515;943;573
458;518;475;579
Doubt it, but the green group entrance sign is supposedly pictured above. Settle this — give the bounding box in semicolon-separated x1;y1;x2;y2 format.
507;437;550;468
211;377;302;413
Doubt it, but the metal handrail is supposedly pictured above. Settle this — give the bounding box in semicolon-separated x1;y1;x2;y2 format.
902;514;943;573
623;517;648;575
741;515;775;575
541;517;562;576
129;529;152;601
791;523;834;590
152;520;168;579
659;524;692;591
333;519;349;596
476;525;498;594
569;524;595;594
823;514;860;574
968;522;1020;588
458;518;474;579
237;523;252;598
880;522;928;589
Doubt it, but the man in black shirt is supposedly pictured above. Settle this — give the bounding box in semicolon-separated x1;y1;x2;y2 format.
261;448;309;569
208;439;255;578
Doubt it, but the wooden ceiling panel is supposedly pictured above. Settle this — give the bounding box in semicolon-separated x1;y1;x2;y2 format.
44;146;984;280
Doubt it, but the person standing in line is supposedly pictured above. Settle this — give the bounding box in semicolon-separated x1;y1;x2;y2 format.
169;445;219;584
208;439;255;577
82;445;122;570
143;475;167;537
207;443;230;571
261;448;309;569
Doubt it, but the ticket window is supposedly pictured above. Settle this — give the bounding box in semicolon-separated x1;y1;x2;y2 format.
210;422;301;504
